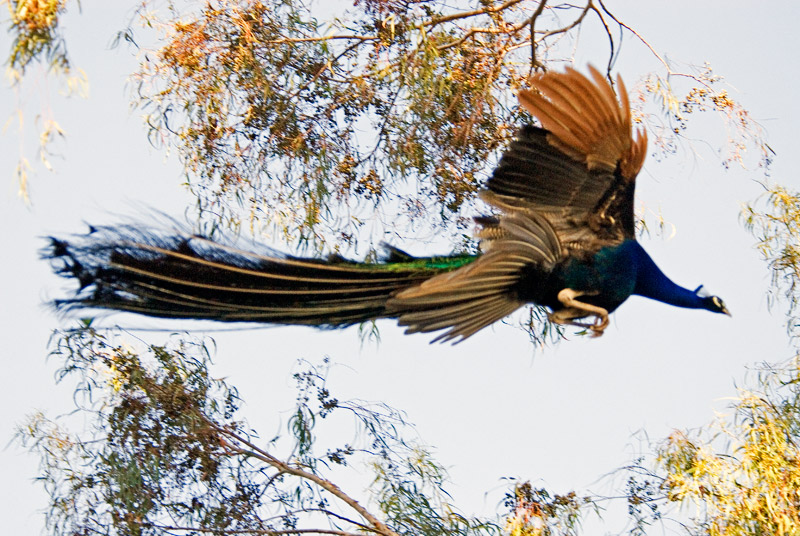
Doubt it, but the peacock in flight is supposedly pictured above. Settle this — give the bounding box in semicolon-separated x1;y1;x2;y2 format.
47;66;730;343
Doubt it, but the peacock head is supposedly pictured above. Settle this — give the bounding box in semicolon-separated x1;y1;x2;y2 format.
695;285;731;316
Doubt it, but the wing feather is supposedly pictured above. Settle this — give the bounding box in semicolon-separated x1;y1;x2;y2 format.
489;65;648;243
388;212;562;343
486;127;610;211
518;65;646;178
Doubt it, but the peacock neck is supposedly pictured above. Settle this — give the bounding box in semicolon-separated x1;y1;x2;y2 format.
631;241;705;309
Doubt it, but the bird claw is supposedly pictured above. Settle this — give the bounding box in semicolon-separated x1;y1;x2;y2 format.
548;288;609;337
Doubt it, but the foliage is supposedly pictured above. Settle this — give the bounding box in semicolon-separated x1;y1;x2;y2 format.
5;2;772;246
3;0;86;201
27;324;800;536
5;0;771;254
18;325;498;536
128;0;625;245
656;358;800;536
618;185;800;535
745;185;800;339
127;1;769;247
503;482;593;536
638;62;772;173
4;0;74;74
2;1;768;239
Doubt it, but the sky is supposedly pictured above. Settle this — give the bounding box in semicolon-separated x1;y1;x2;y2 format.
2;1;799;534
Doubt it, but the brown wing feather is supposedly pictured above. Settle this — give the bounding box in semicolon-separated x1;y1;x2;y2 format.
485;126;616;213
387;212;562;343
518;66;646;175
491;65;648;243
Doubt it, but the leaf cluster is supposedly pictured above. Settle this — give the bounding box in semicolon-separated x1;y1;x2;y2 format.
503;481;593;536
5;0;74;75
656;358;800;536
639;63;772;172
745;186;800;341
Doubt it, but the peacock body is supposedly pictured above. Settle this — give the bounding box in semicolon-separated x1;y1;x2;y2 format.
47;66;730;342
524;240;640;314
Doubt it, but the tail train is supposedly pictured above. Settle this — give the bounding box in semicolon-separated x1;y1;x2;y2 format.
45;224;551;343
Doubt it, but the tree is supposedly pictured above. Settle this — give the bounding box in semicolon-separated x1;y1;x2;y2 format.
7;0;769;245
20;326;499;536
6;1;794;535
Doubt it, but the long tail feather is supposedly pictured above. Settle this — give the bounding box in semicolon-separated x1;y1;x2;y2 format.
45;226;475;328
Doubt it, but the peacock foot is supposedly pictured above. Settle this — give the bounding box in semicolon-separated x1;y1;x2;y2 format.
549;288;610;337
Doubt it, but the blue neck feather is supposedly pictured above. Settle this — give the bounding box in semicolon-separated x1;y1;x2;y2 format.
631;242;705;309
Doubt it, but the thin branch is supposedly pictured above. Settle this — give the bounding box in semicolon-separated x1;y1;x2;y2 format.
435;15;531;52
263;34;378;45
263;0;528;46
214;424;400;536
588;2;616;77
296;508;370;530
536;1;592;40
287;40;364;100
425;0;528;28
598;5;713;87
604;10;666;67
355;84;403;168
147;524;364;536
529;0;547;72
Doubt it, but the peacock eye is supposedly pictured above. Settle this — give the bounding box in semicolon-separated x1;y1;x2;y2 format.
712;296;722;308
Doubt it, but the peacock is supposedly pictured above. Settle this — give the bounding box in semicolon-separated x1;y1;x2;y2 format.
46;66;730;343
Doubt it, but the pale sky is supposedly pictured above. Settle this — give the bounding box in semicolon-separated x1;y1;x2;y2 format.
2;1;799;534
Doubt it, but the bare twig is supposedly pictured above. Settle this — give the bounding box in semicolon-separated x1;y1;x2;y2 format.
536;1;592;40
529;0;547;72
597;4;713;87
263;34;378;45
588;1;616;78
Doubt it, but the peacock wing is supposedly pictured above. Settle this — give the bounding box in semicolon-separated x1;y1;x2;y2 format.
388;211;562;343
486;66;648;240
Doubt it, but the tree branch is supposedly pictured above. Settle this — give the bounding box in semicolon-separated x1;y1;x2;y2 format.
425;0;528;28
536;1;592;40
263;34;378;45
147;525;365;536
588;1;617;77
596;3;713;87
529;0;547;72
435;15;531;52
214;424;400;536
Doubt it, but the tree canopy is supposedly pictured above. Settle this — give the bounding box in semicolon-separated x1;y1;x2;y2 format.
7;0;770;246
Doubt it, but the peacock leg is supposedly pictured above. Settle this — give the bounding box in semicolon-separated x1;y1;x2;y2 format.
549;288;610;336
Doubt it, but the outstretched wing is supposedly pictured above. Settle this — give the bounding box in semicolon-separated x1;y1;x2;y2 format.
485;66;648;242
388;211;562;343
